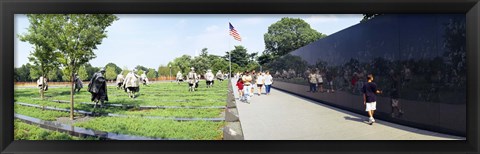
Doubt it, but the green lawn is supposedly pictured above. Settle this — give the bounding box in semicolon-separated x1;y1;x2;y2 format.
14;80;228;140
14;119;98;140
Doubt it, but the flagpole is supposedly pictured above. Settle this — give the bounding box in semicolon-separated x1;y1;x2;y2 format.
229;23;232;80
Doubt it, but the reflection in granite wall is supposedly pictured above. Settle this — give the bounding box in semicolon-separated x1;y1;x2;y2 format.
266;14;466;136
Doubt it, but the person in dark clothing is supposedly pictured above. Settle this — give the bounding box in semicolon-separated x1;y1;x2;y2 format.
88;68;108;108
362;74;382;125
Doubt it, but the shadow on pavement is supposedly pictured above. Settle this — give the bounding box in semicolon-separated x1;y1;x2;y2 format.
344;116;365;123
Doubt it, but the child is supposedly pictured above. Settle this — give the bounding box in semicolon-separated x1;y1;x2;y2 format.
236;78;244;101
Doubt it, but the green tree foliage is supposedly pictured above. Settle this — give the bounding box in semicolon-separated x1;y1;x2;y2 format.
147;68;157;79
122;66;130;76
22;14;118;119
29;67;40;81
263;17;327;59
78;65;88;81
225;45;249;68
136;70;143;75
157;65;170;77
168;55;192;75
18;14;63;99
257;52;274;66
61;67;72;82
360;14;382;23
15;64;33;82
135;65;148;72
85;63;99;81
210;56;229;73
105;66;117;81
105;62;122;74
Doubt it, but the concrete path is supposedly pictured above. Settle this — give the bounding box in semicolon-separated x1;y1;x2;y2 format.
230;78;465;140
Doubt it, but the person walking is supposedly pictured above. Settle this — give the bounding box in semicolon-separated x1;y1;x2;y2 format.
236;78;245;101
362;74;382;125
250;70;256;96
256;72;265;96
242;71;253;103
264;71;273;95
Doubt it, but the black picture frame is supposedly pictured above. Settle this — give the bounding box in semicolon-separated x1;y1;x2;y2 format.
1;0;479;153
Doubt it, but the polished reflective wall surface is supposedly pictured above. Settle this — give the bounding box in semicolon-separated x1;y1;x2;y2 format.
266;14;466;136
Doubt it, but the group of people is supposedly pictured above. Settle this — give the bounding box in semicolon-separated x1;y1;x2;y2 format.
235;70;273;103
176;67;226;92
306;69;335;93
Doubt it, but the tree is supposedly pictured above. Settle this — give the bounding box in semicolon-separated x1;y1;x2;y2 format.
85;63;99;81
191;56;211;75
168;55;192;74
15;64;33;82
78;65;88;80
225;45;249;68
122;66;130;76
18;14;62;99
210;56;229;73
105;62;122;74
135;65;148;72
158;65;170;77
41;14;118;120
200;48;209;57
257;52;274;66
147;68;157;79
263;17;327;59
360;14;382;23
105;66;117;81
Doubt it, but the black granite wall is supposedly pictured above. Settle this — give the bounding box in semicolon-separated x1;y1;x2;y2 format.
266;14;466;136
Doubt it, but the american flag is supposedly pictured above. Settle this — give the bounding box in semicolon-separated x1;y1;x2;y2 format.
229;22;242;42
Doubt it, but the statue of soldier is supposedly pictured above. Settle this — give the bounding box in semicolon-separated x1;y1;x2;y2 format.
87;68;108;108
216;70;224;82
176;71;184;84
116;71;125;90
74;73;83;93
187;67;198;92
141;71;149;86
122;69;140;98
37;76;48;91
205;69;215;88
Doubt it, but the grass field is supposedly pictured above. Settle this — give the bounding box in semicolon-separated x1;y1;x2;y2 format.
14;80;228;140
14;120;98;140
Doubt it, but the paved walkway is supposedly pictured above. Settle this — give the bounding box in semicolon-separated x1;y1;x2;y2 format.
230;78;465;140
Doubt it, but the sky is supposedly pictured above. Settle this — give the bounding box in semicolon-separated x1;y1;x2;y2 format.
14;14;363;69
